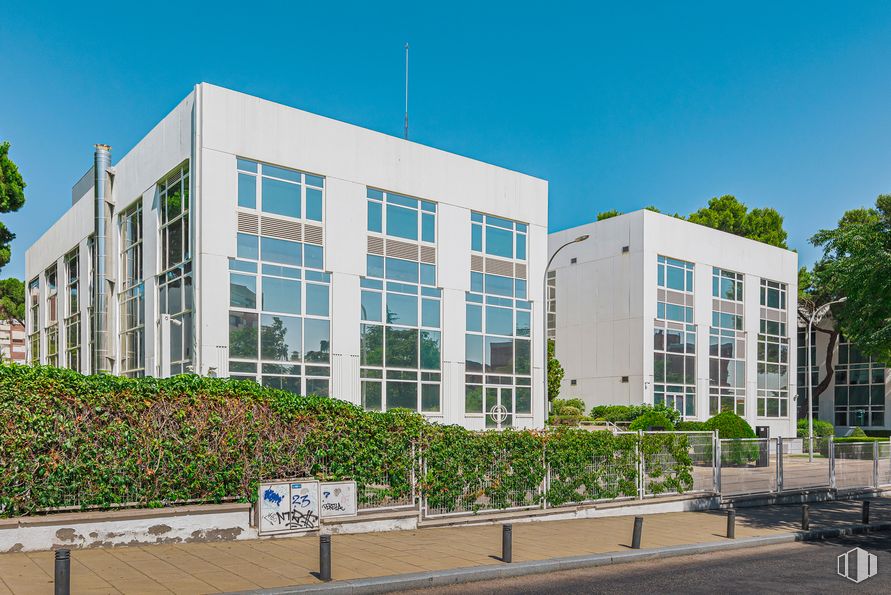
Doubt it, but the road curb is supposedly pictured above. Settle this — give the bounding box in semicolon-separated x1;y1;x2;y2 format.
231;522;891;594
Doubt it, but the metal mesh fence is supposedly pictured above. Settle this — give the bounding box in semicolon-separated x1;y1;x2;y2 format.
718;438;775;496
879;441;891;487
422;451;544;517
780;438;830;491
834;442;877;490
642;432;714;496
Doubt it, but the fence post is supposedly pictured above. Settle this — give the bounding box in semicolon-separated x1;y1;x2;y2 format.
776;436;784;493
873;441;879;489
714;432;722;495
637;430;645;500
829;436;836;490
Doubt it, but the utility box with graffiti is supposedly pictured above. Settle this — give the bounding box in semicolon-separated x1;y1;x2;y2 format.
257;479;321;535
320;481;358;519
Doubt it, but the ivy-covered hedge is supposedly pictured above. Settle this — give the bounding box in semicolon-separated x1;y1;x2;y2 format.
0;365;695;518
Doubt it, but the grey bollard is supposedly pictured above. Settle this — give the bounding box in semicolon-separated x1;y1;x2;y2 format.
726;509;736;539
502;523;512;563
631;516;643;549
319;534;331;582
863;500;870;525
54;549;70;595
801;504;810;531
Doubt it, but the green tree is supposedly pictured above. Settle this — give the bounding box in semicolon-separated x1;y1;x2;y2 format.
596;209;622;221
547;339;564;403
0;278;25;324
796;263;844;411
811;195;891;364
0;142;27;272
687;195;788;248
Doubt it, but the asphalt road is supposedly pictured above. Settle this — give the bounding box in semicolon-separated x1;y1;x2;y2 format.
406;533;891;594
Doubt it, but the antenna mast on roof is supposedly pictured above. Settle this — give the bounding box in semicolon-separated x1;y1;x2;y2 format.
404;42;409;140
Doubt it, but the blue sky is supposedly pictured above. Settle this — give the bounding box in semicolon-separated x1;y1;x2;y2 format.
3;1;891;280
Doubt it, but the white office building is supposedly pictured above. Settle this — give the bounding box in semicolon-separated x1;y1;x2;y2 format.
548;209;799;437
25;83;548;430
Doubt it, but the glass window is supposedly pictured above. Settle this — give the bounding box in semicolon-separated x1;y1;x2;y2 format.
306;187;323;221
387;293;418;326
466;304;482;332
421;298;440;328
420;330;441;370
471;224;482;252
386;327;418;368
466;335;483;372
516;310;531;337
238;173;256;209
486;226;513;258
386;258;419;283
304;244;323;270
361;290;382;322
486;306;512;336
229;311;258;358
262;277;301;314
261;237;301;267
367;255;385;278
387;382;417;410
421;384;440;412
230;273;256;308
420;263;435;286
362;381;382;411
485;274;513;297
465;385;483;413
262;177;301;218
516;233;526;260
304;318;329;362
238;233;259;260
486;336;513;374
360;324;383;366
368;201;382;233
515;339;531;375
386;204;418;240
261;314;301;361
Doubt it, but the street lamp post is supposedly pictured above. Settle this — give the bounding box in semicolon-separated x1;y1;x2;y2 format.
542;234;589;422
804;297;847;462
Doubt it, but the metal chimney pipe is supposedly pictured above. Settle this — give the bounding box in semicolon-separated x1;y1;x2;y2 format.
92;144;112;373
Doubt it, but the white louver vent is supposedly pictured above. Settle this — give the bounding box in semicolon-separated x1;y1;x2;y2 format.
386;238;419;261
420;245;436;264
514;263;527;280
237;212;259;235
471;254;484;273
367;236;384;256
304;223;324;246
260;216;302;242
485;257;514;277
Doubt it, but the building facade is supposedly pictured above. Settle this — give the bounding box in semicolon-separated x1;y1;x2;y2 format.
548;210;799;437
25;83;549;430
0;320;26;363
798;319;891;432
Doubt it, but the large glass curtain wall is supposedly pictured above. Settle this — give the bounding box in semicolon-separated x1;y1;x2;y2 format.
229;158;330;396
709;268;745;416
834;337;886;427
158;164;193;374
361;188;441;413
64;249;80;372
465;212;531;428
654;256;696;418
757;280;790;417
119;201;145;377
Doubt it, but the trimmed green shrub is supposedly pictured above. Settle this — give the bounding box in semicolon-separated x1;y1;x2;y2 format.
704;411;755;439
629;410;675;431
850;427;867;437
676;420;708;432
588;403;681;426
554;398;586;416
796;419;834;438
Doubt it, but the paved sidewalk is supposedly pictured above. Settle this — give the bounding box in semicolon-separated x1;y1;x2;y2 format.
0;498;888;594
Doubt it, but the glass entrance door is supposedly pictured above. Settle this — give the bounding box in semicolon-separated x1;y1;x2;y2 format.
485;386;514;429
